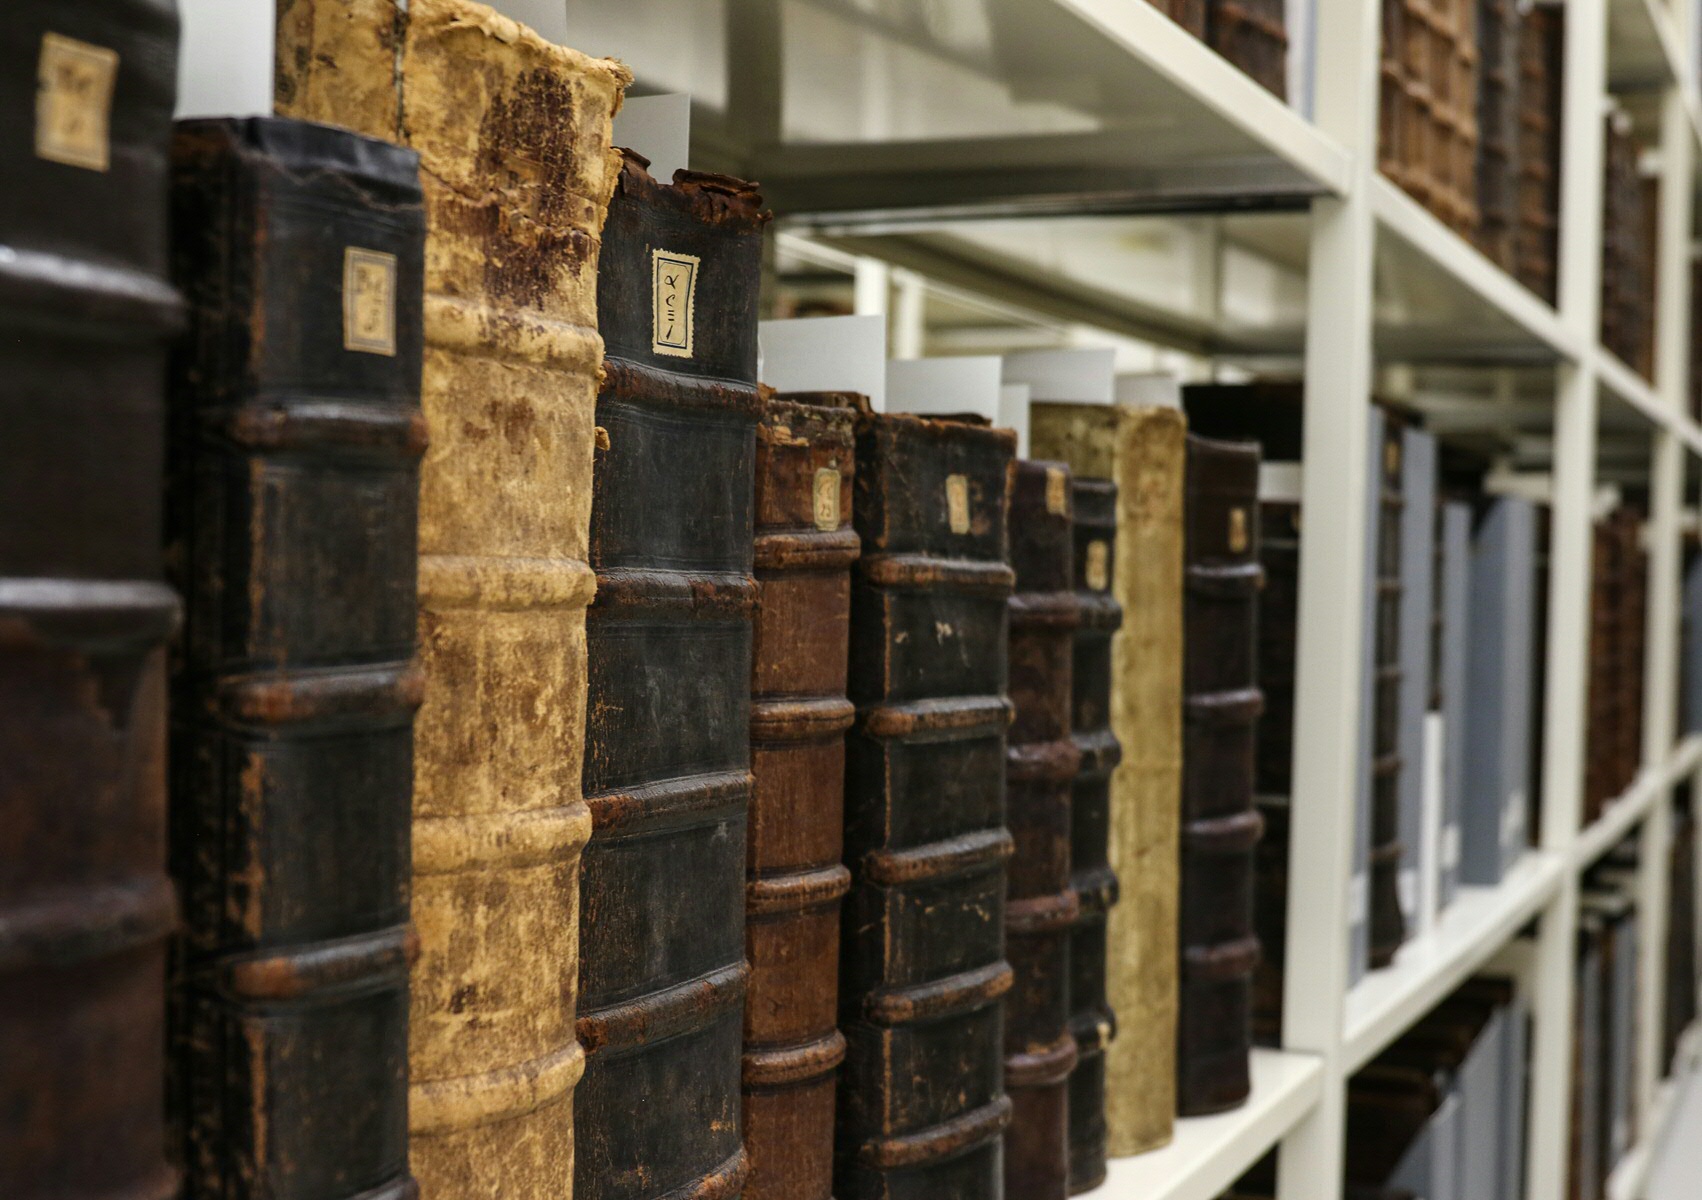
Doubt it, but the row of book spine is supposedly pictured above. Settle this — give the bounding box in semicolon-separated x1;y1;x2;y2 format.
1145;0;1291;99
3;4;1276;1200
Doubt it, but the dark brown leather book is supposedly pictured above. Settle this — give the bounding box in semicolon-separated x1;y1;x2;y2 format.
1369;416;1406;968
1600;118;1656;379
1250;496;1298;1044
1476;0;1521;268
1177;434;1266;1116
1516;5;1563;302
839;407;1016;1200
1207;0;1289;98
165;116;424;1200
744;390;860;1200
1066;476;1122;1195
578;154;769;1200
1004;461;1082;1200
1150;0;1209;39
1;6;182;1200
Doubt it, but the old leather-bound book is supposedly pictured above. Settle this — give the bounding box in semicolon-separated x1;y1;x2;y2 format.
275;3;630;1195
840;406;1017;1200
1031;401;1184;1155
166;117;424;1200
1207;0;1289;99
1515;4;1563;302
744;390;859;1200
1;5;181;1199
1177;433;1265;1115
1004;461;1082;1200
578;154;768;1200
1066;477;1122;1193
1476;0;1521;268
1368;415;1406;968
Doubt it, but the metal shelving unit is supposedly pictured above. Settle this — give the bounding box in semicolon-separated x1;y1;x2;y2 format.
487;1;1702;1196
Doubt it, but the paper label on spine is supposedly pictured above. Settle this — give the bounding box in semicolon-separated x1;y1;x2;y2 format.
813;467;840;531
1045;467;1068;515
651;249;700;358
946;474;971;534
1229;506;1250;554
343;247;398;356
36;34;118;172
1085;540;1110;591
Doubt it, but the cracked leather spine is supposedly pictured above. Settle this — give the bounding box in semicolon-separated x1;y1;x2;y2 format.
577;154;769;1200
743;391;860;1200
0;5;183;1200
839;408;1017;1200
1177;433;1266;1117
166;117;426;1200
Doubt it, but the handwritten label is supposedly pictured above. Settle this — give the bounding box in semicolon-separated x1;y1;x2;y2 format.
343;247;398;356
1085;539;1110;591
1228;506;1249;554
813;467;840;531
651;248;700;358
36;33;118;172
946;474;970;534
1045;466;1068;515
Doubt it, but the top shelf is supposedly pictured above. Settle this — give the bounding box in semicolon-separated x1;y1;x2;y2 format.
568;0;1349;218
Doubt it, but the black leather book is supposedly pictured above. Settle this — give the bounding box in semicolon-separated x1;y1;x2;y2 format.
1368;414;1407;968
1;6;182;1200
1177;433;1266;1116
1066;477;1122;1194
165;117;425;1200
577;154;768;1200
839;408;1017;1200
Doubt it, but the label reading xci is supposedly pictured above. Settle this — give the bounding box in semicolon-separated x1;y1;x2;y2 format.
651;249;700;358
946;474;971;534
343;247;399;356
37;33;118;172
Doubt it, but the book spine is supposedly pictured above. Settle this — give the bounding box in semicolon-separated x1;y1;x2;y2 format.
1066;477;1122;1195
1515;7;1563;303
1370;419;1407;968
167;116;425;1200
1178;434;1266;1116
1206;0;1290;99
743;392;860;1200
578;158;768;1200
839;411;1017;1200
274;7;631;1197
0;5;182;1200
1004;461;1082;1200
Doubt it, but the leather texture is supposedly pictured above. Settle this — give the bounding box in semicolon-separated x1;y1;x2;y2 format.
1029;402;1184;1156
1369;414;1407;969
0;5;182;1200
1600;120;1657;381
1378;0;1480;239
1515;7;1563;304
1003;460;1081;1200
1178;433;1265;1117
839;408;1017;1200
166;117;425;1200
275;5;631;1196
1065;478;1122;1195
1207;0;1288;98
578;155;769;1200
743;391;860;1200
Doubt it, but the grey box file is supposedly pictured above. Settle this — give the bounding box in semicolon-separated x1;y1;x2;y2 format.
1438;502;1473;910
1502;987;1531;1200
1458;1005;1509;1200
1387;1110;1436;1198
1398;429;1438;932
1683;552;1702;734
1462;496;1537;886
1430;1089;1463;1200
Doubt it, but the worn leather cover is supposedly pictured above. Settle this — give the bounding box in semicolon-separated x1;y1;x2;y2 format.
1600;120;1657;380
839;408;1017;1200
745;391;860;1200
1379;0;1481;237
1;5;182;1200
1030;402;1183;1155
167;116;424;1200
1004;461;1081;1200
275;4;631;1195
578;155;768;1200
1369;416;1407;968
1475;0;1520;268
1207;0;1289;98
1066;478;1122;1194
1178;434;1265;1116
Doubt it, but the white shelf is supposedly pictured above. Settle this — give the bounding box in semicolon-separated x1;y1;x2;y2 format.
1606;1021;1702;1200
1094;1049;1323;1200
1371;175;1578;363
1576;768;1669;869
1342;852;1568;1072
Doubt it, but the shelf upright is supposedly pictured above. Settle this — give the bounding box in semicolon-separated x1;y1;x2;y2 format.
1528;0;1611;1195
1273;0;1382;1195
